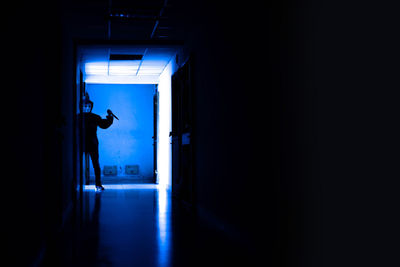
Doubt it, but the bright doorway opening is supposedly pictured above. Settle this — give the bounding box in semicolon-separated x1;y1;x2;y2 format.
76;44;180;190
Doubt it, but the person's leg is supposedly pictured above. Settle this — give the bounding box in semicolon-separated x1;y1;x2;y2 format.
84;153;90;185
89;150;102;187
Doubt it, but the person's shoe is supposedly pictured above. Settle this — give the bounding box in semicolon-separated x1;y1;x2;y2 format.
95;185;105;192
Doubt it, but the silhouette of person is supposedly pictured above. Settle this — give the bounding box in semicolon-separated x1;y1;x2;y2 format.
78;93;113;191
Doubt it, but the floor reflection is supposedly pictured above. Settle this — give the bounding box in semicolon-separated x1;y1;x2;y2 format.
79;184;172;267
44;183;257;267
157;187;171;267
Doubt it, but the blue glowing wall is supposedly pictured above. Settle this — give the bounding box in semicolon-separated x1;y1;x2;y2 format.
86;83;155;179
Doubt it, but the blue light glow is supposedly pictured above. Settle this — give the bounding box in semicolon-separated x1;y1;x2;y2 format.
86;83;154;179
82;47;177;189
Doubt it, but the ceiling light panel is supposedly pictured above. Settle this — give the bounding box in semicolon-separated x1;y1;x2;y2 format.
85;62;108;75
137;69;163;75
136;59;168;75
109;60;140;75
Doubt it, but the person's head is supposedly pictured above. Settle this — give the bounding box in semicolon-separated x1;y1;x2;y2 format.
82;93;93;113
83;102;93;113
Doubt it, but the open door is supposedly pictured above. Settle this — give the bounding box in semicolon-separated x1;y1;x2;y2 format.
171;58;195;207
153;85;159;183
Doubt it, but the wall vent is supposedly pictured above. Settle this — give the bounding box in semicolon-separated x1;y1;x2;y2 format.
103;165;118;176
125;165;139;175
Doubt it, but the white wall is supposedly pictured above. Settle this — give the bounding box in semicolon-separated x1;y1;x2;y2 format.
157;59;177;189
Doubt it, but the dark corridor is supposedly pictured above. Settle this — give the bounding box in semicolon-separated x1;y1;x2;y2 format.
5;0;400;267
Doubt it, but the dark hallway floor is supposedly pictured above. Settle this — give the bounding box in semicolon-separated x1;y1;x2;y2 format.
43;184;257;267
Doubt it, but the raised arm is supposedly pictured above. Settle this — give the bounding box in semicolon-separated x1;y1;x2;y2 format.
98;114;113;129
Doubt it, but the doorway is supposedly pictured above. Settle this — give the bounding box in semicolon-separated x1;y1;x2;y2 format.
171;57;195;207
74;43;179;191
84;83;156;184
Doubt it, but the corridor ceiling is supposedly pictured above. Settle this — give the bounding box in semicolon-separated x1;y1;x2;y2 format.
66;0;185;40
78;44;179;83
74;0;185;83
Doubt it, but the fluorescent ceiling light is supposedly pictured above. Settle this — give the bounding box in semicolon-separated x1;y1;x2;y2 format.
85;74;160;84
85;62;108;75
84;58;170;77
109;60;140;75
137;69;162;75
109;65;138;75
86;61;142;76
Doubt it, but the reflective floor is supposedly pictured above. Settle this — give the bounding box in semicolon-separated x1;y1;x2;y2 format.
44;184;255;267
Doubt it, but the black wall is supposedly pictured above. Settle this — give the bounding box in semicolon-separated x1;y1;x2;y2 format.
4;1;64;265
275;1;400;266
